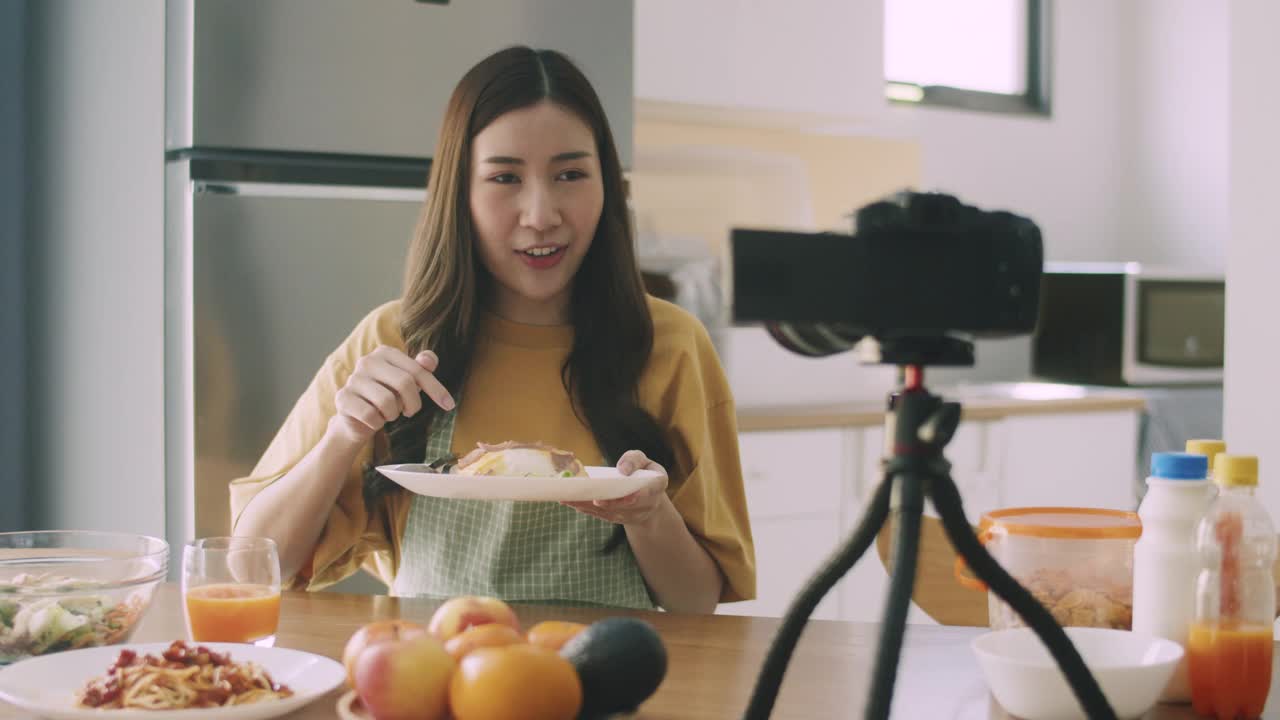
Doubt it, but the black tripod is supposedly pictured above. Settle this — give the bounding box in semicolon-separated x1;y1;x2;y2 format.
738;342;1119;720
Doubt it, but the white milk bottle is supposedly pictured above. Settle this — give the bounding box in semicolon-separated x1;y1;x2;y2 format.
1132;451;1216;702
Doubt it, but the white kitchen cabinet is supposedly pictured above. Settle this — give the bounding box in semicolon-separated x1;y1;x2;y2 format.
737;428;848;519
635;0;885;119
719;513;842;620
997;410;1141;511
850;421;983;627
726;405;1142;623
859;419;1000;526
719;429;852;618
839;545;935;626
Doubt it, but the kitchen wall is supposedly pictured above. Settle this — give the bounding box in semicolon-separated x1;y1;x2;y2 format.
884;0;1131;264
25;0;166;537
634;0;883;120
636;0;1229;271
881;0;1228;269
1;0;27;532
1114;0;1228;271
1224;0;1280;516
633;1;1136;399
627;107;928;404
632;0;1240;404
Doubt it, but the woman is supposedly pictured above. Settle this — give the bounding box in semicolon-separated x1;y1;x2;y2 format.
230;46;754;614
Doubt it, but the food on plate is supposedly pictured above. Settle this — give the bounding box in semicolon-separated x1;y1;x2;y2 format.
454;442;586;478
559;617;668;718
75;640;293;709
0;572;148;662
427;596;521;641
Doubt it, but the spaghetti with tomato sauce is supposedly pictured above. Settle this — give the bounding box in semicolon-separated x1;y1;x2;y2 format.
76;640;293;709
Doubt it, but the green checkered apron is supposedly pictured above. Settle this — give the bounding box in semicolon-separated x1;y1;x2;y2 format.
390;409;656;609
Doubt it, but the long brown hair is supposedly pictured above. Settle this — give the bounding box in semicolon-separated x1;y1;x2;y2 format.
363;47;675;538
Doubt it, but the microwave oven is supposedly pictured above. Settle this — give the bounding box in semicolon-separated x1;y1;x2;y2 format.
1032;263;1224;386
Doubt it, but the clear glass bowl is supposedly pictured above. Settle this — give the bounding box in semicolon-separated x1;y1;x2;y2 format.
0;531;168;664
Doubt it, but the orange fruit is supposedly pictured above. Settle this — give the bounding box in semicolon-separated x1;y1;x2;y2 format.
449;644;582;720
525;621;588;652
443;623;525;661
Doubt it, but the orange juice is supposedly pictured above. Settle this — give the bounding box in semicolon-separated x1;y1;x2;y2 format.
1187;622;1273;719
185;583;281;643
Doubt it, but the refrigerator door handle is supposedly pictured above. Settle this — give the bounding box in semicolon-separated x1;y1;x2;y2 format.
193;181;426;204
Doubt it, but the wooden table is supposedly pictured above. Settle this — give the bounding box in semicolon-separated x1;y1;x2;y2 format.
3;584;1276;719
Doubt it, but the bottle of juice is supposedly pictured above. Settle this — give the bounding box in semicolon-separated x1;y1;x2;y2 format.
1188;454;1276;720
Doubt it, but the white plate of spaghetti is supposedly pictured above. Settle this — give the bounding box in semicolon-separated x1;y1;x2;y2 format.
0;640;344;720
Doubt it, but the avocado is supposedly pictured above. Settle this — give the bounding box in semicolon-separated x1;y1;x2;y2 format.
559;617;667;719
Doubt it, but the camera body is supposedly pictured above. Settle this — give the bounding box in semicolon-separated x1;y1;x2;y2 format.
729;192;1043;360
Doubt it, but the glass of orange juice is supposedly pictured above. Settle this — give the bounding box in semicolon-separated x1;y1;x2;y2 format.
181;536;281;646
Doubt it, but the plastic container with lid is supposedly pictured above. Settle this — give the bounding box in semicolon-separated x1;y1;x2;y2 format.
956;507;1142;630
1188;454;1276;720
1132;451;1215;702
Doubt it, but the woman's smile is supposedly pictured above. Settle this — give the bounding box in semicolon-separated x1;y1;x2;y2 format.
516;243;569;269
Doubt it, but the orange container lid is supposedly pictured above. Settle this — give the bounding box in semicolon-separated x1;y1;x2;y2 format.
977;507;1142;540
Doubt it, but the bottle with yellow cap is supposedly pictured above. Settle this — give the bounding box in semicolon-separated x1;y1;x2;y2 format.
1186;439;1228;475
1187;455;1276;720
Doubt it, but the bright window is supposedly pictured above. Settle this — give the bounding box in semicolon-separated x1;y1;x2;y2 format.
884;0;1050;115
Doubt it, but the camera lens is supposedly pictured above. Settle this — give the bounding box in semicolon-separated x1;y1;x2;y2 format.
765;322;863;357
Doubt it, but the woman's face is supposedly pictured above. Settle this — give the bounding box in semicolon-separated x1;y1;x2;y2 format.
469;101;603;325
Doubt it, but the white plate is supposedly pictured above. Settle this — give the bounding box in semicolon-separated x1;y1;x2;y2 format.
0;643;345;720
376;464;667;502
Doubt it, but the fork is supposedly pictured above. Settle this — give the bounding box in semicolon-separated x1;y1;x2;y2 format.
425;455;458;474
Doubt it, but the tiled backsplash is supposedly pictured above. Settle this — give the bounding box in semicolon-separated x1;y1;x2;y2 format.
628;101;923;261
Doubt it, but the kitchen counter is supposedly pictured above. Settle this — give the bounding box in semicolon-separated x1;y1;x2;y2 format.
737;382;1146;432
1;584;1269;719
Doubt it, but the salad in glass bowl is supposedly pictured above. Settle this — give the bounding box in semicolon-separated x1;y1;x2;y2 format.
0;531;168;664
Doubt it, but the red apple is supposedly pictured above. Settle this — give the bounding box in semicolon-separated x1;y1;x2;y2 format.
427;596;520;641
341;619;429;689
353;634;455;720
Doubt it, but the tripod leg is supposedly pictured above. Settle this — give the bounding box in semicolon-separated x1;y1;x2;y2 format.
930;472;1117;720
740;471;894;720
864;470;925;720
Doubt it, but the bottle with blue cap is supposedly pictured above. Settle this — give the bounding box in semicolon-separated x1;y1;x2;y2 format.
1132;450;1217;702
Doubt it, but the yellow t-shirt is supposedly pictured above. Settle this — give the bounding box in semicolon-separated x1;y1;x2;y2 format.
229;296;756;603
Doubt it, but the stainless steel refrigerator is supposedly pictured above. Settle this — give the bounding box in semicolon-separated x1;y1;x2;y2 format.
163;0;634;589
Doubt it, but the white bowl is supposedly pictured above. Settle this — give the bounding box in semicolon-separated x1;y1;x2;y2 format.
972;626;1184;720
